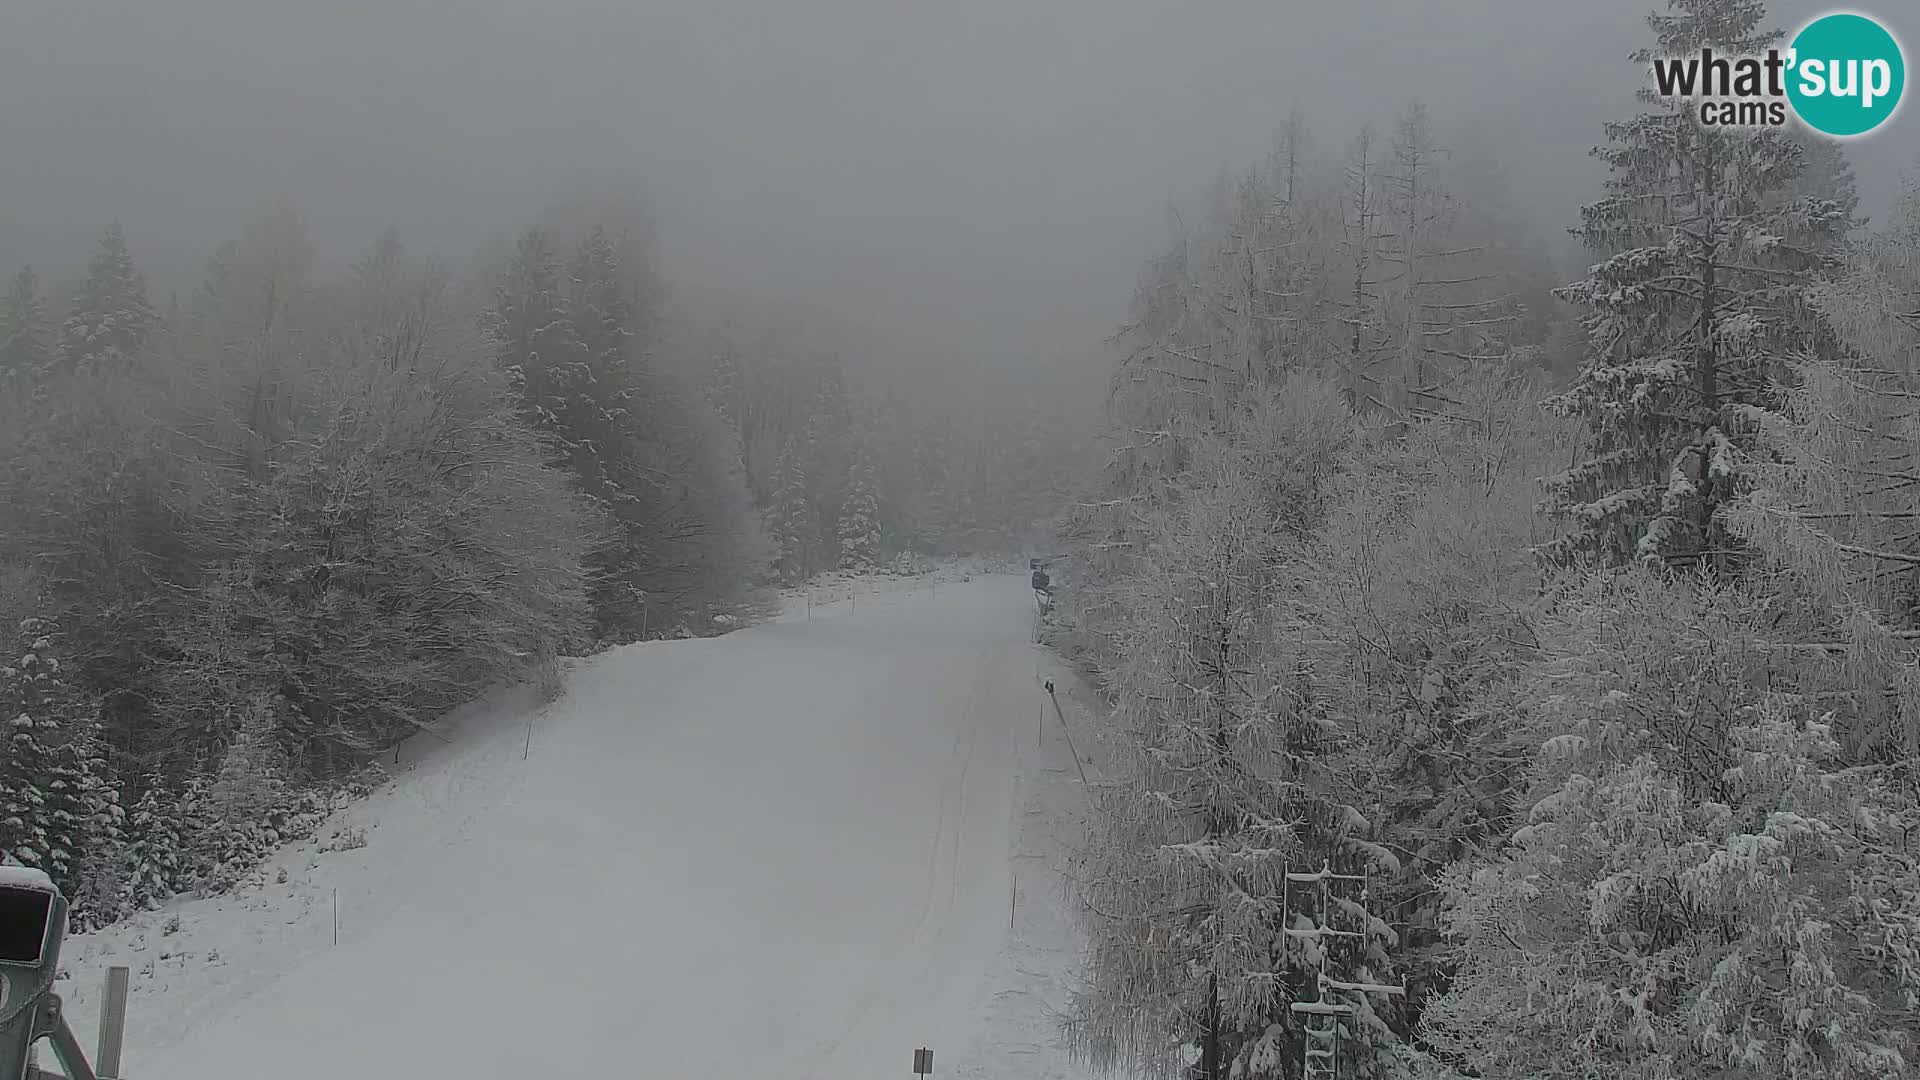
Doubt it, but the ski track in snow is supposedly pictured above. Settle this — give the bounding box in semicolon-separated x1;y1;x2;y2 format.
49;572;1104;1080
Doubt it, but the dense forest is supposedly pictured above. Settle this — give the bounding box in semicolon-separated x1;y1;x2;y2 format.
0;191;1082;927
1053;2;1918;1078
2;0;1917;1076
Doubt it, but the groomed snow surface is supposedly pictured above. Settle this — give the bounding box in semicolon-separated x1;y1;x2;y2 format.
50;571;1105;1080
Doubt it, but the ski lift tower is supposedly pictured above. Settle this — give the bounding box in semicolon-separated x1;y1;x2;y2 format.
1282;861;1405;1080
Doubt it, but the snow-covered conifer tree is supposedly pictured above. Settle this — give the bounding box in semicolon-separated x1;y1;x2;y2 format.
767;437;812;582
1542;0;1847;569
0;267;52;385
61;222;160;370
0;617;121;899
837;428;882;569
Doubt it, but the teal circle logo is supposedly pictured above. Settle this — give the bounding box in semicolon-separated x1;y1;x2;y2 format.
1787;13;1905;136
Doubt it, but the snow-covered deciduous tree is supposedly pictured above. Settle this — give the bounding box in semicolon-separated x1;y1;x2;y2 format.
1418;572;1920;1078
1728;166;1920;764
1296;367;1576;1022
1070;380;1389;1080
1376;103;1518;419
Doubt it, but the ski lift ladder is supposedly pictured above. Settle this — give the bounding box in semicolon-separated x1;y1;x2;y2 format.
1282;861;1405;1079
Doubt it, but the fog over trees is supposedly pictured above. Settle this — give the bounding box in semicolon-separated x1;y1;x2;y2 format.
2;0;1918;1076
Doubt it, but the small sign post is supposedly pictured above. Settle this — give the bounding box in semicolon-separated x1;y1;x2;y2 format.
913;1046;934;1075
95;966;128;1079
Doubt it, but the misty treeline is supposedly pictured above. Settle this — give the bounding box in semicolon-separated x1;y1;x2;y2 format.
701;341;1081;583
0;187;1074;924
1054;2;1917;1078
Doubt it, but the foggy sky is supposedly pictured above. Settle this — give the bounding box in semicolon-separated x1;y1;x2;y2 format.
2;0;1912;371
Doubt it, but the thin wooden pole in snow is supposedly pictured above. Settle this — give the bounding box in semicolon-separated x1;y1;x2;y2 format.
332;889;339;946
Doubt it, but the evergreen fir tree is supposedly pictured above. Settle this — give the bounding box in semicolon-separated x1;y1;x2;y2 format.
704;348;757;521
62;222;160;370
120;775;185;910
1543;0;1847;569
0;267;52;385
489;226;670;637
0;617;121;896
180;700;294;892
208;698;290;824
568;226;660;636
1783;129;1862;224
801;366;851;569
568;225;637;431
767;437;812;582
837;429;882;569
913;426;952;551
487;227;585;463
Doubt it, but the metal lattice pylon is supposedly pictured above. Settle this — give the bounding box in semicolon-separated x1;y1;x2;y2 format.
1282;861;1405;1079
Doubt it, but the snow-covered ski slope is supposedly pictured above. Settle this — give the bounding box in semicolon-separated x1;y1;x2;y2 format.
55;572;1104;1080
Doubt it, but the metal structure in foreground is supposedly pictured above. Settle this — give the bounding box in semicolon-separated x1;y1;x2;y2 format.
1282;862;1404;1080
1;865;129;1080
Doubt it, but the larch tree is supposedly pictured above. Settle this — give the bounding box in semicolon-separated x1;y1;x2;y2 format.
1337;125;1397;414
1297;367;1575;1037
1378;102;1517;418
1069;381;1385;1080
1729;167;1920;761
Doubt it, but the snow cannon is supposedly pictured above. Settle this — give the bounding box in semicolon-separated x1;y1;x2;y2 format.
0;864;64;1080
0;866;114;1080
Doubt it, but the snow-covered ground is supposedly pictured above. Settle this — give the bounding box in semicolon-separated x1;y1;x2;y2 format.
49;571;1104;1080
